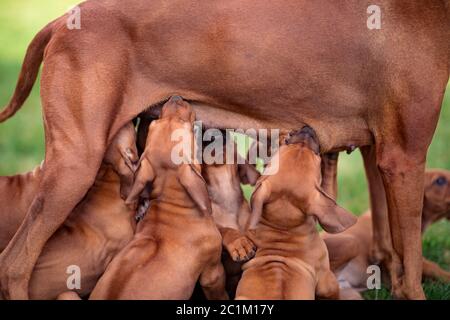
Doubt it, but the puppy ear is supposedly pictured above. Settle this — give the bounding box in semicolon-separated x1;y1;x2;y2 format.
248;179;271;230
125;158;155;205
307;187;356;233
115;161;136;200
178;164;212;216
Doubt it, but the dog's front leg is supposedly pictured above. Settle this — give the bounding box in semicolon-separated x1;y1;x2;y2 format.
220;227;256;262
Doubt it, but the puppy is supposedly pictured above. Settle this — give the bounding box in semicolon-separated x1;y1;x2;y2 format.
0;123;139;299
201;132;260;297
89;96;228;300
202;132;260;261
235;127;356;300
322;168;450;299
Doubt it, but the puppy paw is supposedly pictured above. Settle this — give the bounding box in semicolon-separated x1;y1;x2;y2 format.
226;236;256;262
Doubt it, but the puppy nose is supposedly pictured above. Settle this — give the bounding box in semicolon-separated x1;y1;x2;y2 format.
169;95;183;104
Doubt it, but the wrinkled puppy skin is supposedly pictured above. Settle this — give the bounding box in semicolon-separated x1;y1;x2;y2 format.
89;96;228;300
235;127;355;300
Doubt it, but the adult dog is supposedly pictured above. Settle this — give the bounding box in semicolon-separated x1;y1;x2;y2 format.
0;0;448;299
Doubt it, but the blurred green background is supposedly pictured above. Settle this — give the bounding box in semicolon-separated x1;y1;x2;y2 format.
0;0;448;299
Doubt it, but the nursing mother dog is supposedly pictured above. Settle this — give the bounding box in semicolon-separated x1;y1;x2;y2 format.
89;97;228;300
0;0;448;299
235;127;356;300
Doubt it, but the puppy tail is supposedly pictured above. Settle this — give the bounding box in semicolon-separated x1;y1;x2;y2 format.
0;20;55;123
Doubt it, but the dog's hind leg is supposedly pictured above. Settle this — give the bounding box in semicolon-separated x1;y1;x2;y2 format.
323;234;360;272
360;146;393;270
320;152;339;199
0;54;129;299
373;80;446;299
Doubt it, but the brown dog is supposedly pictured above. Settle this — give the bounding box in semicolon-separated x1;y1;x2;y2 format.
202;133;260;262
0;123;138;299
235;127;356;300
201;133;260;297
0;1;448;299
89;97;228;300
322;168;450;300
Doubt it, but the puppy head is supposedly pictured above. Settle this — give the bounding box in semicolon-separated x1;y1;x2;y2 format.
289;143;355;233
126;97;212;216
202;131;260;188
160;95;195;124
422;169;450;231
143;96;197;163
103;122;139;199
284;126;320;154
249;129;355;232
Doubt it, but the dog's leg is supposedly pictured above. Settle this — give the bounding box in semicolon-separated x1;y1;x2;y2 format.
320;152;339;199
376;136;432;300
373;63;447;300
323;234;360;272
200;260;229;300
422;258;450;282
0;144;106;299
0;56;126;299
220;227;256;262
360;146;393;270
376;146;427;300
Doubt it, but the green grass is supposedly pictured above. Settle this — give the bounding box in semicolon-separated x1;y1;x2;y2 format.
0;0;76;174
0;0;448;300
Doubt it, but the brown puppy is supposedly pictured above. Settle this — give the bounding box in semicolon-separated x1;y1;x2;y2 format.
0;123;138;299
89;96;228;300
201;133;260;296
235;127;356;300
202;133;260;262
322;169;450;300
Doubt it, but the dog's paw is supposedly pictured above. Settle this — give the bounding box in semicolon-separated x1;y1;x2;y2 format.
225;236;256;262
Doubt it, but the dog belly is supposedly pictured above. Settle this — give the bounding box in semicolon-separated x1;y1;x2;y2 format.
60;0;379;152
